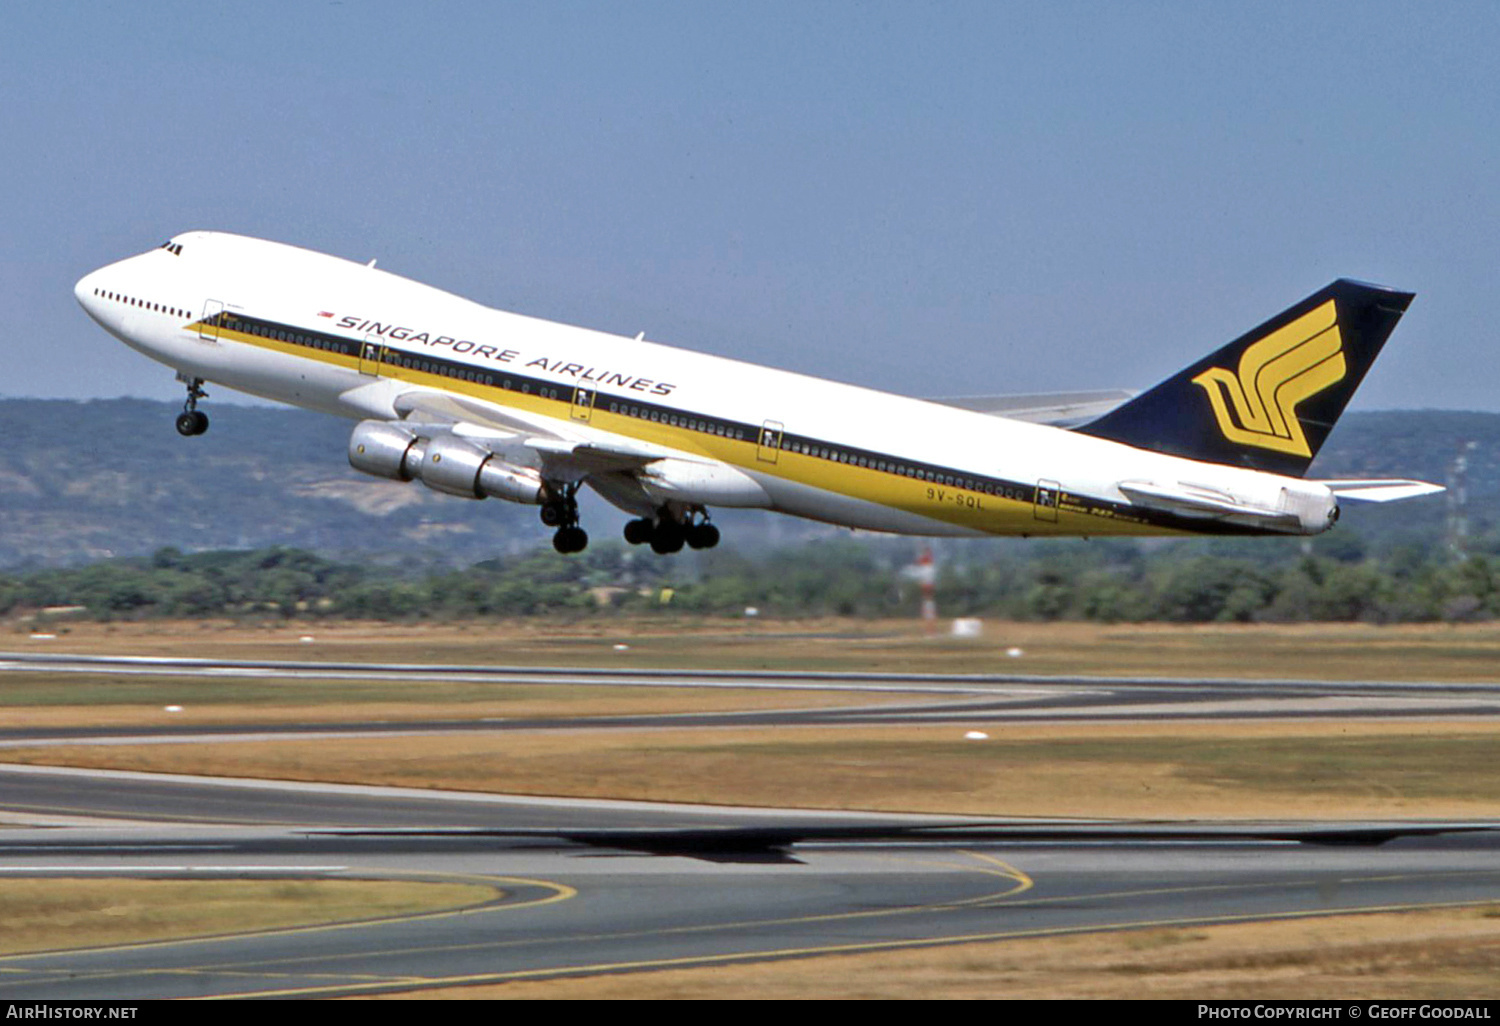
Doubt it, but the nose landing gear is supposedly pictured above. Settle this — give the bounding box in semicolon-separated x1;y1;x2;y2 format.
175;377;209;437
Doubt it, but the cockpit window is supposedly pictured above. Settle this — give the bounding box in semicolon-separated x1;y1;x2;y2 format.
158;241;183;256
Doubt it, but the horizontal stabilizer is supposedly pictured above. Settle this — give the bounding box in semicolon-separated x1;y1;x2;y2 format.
1314;479;1445;503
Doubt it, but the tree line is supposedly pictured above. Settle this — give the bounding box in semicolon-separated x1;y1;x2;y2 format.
2;529;1498;624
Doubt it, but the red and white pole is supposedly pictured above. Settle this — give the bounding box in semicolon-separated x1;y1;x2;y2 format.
917;546;936;633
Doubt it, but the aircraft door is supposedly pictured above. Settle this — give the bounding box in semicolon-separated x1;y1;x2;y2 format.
198;300;225;343
570;385;595;423
359;334;385;376
757;420;784;464
1033;479;1061;523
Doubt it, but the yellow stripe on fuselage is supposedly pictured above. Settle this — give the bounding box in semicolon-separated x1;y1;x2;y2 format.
200;319;1172;538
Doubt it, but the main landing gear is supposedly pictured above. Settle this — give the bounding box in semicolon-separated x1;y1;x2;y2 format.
175;377;209;437
540;485;588;554
623;510;720;555
542;492;720;558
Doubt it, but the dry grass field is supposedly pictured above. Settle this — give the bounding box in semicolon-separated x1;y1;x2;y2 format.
16;615;1500;680
9;720;1500;820
0;877;498;955
391;905;1500;1000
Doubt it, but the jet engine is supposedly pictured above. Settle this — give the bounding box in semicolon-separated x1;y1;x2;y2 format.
347;420;545;505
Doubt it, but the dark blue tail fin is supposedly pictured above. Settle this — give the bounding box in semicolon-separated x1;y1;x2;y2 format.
1076;280;1414;477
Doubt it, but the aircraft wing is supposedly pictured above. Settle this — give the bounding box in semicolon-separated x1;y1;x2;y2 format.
523;437;666;475
926;389;1136;427
392;388;672;477
393;389;574;443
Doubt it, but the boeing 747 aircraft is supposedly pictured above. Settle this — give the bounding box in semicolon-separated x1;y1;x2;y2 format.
74;232;1440;553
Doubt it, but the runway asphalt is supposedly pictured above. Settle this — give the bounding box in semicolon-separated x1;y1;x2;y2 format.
6;652;1500;752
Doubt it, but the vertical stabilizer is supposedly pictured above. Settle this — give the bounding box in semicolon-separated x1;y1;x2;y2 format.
1077;280;1414;477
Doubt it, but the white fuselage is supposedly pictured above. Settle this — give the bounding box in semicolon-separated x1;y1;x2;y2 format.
75;231;1338;539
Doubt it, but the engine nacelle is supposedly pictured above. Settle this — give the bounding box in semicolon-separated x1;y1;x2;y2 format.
347;421;544;505
418;434;495;498
348;420;426;481
475;459;548;505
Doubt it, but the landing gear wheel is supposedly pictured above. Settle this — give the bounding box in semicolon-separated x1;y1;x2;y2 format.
686;522;720;550
553;526;588;554
175;410;208;436
623;519;653;545
177;377;209;436
649;523;685;555
540;483;586;553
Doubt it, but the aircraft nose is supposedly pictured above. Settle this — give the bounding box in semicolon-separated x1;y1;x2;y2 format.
74;269;100;313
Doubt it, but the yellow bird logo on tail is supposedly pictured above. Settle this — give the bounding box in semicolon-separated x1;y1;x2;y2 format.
1191;299;1345;458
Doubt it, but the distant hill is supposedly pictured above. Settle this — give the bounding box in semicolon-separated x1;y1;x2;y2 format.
0;398;543;567
0;399;1484;568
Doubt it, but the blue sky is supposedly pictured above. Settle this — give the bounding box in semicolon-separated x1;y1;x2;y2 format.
4;1;1499;410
